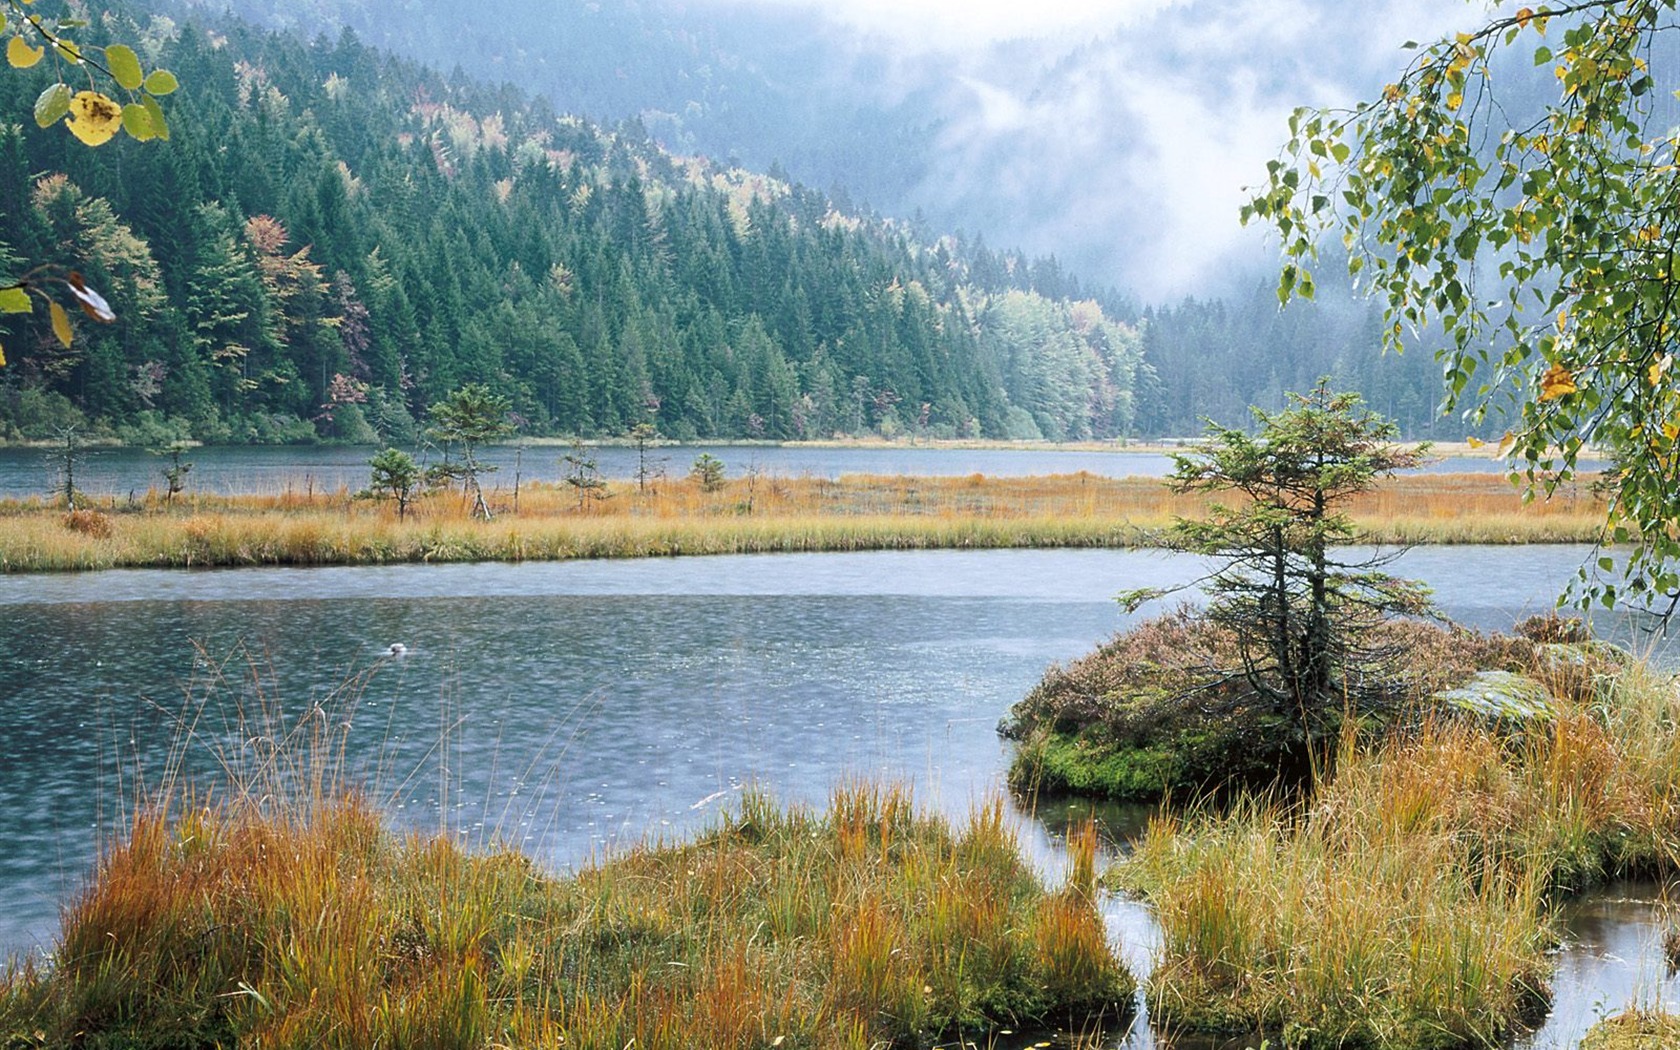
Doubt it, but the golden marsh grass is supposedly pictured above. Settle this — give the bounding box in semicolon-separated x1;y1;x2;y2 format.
0;470;1605;572
1117;659;1680;1049
0;694;1136;1049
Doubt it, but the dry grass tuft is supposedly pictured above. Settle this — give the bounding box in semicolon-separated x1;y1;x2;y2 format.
0;722;1135;1049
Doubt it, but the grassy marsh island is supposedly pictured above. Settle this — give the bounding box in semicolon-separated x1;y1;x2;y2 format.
0;780;1132;1049
0;469;1603;572
999;390;1680;1048
1008;620;1680;1049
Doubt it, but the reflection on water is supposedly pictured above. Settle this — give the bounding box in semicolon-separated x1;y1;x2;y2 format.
1513;883;1680;1050
0;546;1668;1048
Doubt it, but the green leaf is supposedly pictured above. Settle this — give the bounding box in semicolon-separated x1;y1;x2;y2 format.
140;94;169;141
33;82;70;129
105;44;142;90
120;102;152;141
0;287;30;314
142;69;178;96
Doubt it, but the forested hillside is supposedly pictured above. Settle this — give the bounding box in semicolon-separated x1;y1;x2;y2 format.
0;9;1145;445
1136;278;1460;440
166;0;1481;442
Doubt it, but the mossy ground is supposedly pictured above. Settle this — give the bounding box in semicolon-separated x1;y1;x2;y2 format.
1003;612;1568;803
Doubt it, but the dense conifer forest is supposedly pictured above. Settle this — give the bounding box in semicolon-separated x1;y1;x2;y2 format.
0;8;1158;444
0;5;1462;445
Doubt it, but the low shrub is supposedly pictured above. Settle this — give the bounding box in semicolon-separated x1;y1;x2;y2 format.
1003;610;1621;802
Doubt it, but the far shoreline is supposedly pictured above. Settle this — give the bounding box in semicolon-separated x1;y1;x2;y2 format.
0;434;1526;460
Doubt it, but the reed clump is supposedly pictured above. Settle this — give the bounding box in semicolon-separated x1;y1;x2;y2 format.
0;777;1134;1049
0;470;1603;572
1579;1010;1680;1050
1115;657;1680;1049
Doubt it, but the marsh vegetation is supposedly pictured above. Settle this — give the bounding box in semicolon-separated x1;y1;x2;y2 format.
0;469;1602;572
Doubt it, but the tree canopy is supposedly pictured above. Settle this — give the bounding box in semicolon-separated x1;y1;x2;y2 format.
1121;382;1431;735
1246;0;1680;613
0;0;179;366
0;5;1158;447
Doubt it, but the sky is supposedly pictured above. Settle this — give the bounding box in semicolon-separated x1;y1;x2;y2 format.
752;0;1178;47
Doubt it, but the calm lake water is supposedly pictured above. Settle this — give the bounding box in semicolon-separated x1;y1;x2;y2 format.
0;545;1670;1047
0;443;1562;499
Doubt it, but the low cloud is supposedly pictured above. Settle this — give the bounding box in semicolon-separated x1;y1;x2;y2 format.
924;1;1477;297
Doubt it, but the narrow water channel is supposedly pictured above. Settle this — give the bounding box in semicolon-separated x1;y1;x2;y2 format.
0;546;1671;1046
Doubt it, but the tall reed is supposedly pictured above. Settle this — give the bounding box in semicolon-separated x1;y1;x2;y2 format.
1120;656;1680;1049
1;752;1135;1049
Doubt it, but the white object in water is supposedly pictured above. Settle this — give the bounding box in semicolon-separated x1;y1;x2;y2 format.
387;642;407;656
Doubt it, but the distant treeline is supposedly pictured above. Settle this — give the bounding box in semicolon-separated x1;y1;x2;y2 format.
0;5;1461;446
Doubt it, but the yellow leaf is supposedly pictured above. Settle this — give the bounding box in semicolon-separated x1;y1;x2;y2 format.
1557;308;1569;330
6;34;42;68
1650;354;1671;386
1497;431;1516;457
65;90;121;146
49;300;71;347
0;343;6;367
142;69;178;96
1467;435;1486;449
1665;422;1680;441
1540;364;1578;401
1447;92;1464;110
141;95;169;141
1516;7;1534;28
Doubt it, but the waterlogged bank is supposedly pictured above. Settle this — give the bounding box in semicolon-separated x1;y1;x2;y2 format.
1109;660;1680;1050
0;472;1602;572
0;442;1566;500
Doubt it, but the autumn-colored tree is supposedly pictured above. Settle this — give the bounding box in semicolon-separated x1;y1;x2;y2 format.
1246;0;1680;613
0;1;178;364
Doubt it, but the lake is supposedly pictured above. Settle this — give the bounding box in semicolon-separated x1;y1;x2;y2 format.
0;442;1563;500
0;545;1670;1047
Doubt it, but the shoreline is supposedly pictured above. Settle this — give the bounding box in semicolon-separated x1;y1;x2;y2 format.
0;434;1538;459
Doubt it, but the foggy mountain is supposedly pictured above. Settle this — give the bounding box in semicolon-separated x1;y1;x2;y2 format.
189;0;1475;301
